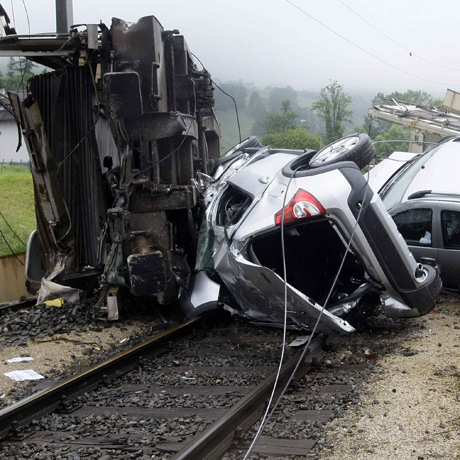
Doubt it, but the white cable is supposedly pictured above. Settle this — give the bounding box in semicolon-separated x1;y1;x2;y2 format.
242;165;300;460
244;160;373;459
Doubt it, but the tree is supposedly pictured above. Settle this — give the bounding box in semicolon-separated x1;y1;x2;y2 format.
263;100;298;135
262;126;320;150
373;124;410;160
362;92;391;138
268;86;298;111
248;91;267;137
3;56;38;91
7;56;37;76
386;89;439;106
363;89;444;138
312;81;352;144
214;81;247;111
248;91;265;117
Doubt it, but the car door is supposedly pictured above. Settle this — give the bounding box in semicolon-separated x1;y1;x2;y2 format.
437;204;460;290
390;202;439;265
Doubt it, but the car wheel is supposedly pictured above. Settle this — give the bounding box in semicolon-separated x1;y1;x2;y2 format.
309;133;375;169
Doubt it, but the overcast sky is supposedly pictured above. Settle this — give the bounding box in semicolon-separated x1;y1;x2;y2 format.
5;0;460;97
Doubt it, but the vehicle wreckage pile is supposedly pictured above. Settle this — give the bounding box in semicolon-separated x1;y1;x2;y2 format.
0;10;442;334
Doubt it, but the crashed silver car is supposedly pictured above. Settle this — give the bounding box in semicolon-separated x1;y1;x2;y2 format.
182;134;442;334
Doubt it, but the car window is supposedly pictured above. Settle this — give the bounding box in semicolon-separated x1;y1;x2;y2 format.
216;186;252;227
392;208;433;247
441;210;460;250
380;145;440;211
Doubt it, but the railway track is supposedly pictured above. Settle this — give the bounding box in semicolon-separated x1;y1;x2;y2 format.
0;315;372;459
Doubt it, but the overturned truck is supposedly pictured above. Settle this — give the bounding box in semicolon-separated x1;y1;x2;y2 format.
0;13;220;318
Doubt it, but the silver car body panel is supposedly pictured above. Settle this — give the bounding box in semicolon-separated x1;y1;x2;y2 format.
184;145;441;334
213;241;356;333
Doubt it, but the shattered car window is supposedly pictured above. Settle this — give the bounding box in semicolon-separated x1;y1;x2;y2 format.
441;210;460;249
216;186;252;227
393;208;433;247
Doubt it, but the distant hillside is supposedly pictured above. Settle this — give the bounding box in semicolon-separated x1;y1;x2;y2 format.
214;82;373;152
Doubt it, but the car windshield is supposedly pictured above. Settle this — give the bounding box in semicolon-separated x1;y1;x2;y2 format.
380;145;441;211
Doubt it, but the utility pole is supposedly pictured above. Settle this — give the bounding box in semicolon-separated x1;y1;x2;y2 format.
56;0;73;34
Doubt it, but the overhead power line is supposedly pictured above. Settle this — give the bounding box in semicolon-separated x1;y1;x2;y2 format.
286;0;460;88
338;0;460;72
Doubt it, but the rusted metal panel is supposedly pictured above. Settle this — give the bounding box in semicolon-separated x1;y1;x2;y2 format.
0;253;28;302
10;92;76;276
28;68;106;271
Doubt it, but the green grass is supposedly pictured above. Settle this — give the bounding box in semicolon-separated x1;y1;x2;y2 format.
215;108;256;154
0;168;36;257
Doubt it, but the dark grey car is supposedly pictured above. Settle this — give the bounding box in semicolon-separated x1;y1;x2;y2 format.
370;137;460;291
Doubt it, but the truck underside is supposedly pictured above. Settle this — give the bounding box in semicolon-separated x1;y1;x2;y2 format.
0;13;220;317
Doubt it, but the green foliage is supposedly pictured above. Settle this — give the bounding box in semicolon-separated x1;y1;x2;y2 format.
386;89;438;106
373;124;410;160
268;86;298;111
3;57;38;91
263;100;298;135
248;91;267;136
215;107;255;153
363;92;391;138
248;91;265;117
363;89;443;138
3;73;35;91
262;127;320;150
0;168;36;256
214;81;247;111
312;81;352;144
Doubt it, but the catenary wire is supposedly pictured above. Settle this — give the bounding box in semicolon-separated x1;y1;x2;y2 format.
19;0;30;34
338;0;460;72
244;154;373;459
190;52;242;143
255;137;442;441
264;165;371;422
242;163;302;460
0;209;26;247
286;0;460;88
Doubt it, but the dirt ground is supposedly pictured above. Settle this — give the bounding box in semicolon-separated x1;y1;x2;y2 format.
0;320;153;403
321;293;460;460
0;295;459;460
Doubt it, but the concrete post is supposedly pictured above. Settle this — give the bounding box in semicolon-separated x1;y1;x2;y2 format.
56;0;74;34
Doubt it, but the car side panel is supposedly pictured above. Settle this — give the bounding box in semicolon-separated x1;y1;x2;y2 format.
437;203;460;290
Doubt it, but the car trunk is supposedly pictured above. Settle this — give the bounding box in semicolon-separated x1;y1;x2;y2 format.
250;219;367;307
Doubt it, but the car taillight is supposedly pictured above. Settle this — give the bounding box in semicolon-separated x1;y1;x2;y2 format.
275;189;326;226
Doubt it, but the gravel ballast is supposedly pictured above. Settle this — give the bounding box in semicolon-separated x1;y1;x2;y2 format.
0;295;458;459
319;294;460;460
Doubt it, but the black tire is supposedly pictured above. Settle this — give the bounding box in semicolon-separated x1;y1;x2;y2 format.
309;133;375;169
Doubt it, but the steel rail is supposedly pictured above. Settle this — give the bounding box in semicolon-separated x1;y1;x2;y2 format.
0;297;37;314
172;333;335;460
0;317;201;439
